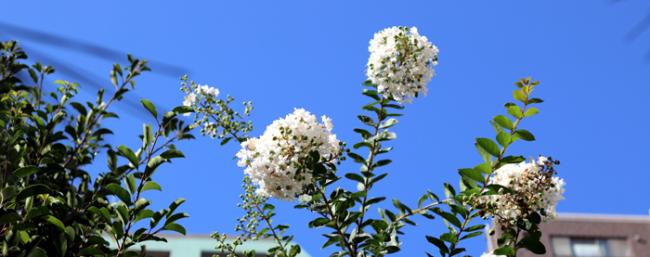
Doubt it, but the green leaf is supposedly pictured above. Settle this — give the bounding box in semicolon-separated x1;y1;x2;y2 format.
116;204;129;224
143;124;153;148
493;115;513;130
366;197;386;205
146;156;166;174
26;246;47;257
513;89;527;102
434;210;462;228
353;141;372;149
362;89;380;100
135;209;155;222
17;184;50;200
70;102;87;115
357;115;375;127
345;173;364;183
425;236;449;255
135;198;150;210
506;104;523;119
163;223;186;235
106;184;132;205
79;248;104;255
142;181;162;192
440;232;458;244
476;138;500;157
458;168;484;183
172;105;193;114
43;215;65;231
347;152;366;164
164;212;189;225
289;245;301;257
220;137;233;146
353;128;372;139
117;145;139;166
493;246;515;256
520;237;546;254
17;230;30;244
496;131;511;147
465;224;486;232
374;159;392;168
322;235;339;249
14;166;39;178
524;107;539;117
392;199;411;213
160;149;184;159
141;99;158;118
308;217;330;228
514;129;535;141
370;173;388;185
443;183;456;198
168;198;186;215
0;211;20;225
125;174;137;194
460;231;483;240
501;155;525;164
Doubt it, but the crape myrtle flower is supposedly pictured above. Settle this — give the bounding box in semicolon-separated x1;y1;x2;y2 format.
479;156;565;226
236;108;343;200
367;26;439;103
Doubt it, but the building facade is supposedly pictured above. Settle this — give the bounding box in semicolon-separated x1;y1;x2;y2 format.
109;235;311;257
487;213;650;257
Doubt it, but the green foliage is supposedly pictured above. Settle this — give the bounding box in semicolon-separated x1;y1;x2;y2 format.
289;81;415;257
421;77;546;257
0;41;240;257
0;37;557;257
212;73;554;257
213;177;301;257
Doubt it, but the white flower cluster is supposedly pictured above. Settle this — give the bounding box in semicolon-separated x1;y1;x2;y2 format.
482;156;565;225
182;84;220;108
367;26;439;103
180;81;224;137
236;108;342;200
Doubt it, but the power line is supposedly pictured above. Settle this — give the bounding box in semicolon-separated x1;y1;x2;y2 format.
0;21;188;77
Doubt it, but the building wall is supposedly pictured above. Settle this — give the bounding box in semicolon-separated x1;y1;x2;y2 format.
487;213;650;257
109;235;312;257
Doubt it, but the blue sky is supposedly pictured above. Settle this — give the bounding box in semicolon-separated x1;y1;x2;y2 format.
3;1;650;256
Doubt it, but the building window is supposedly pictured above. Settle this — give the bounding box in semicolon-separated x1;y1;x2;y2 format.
551;236;631;257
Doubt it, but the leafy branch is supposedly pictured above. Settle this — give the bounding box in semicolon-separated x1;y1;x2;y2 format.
423;77;545;257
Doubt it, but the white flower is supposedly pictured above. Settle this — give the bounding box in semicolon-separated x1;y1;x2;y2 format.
236;108;342;200
180;82;220;118
298;194;312;203
481;252;506;257
367;26;439;103
182;92;197;107
198;84;220;97
321;115;333;131
482;156;565;225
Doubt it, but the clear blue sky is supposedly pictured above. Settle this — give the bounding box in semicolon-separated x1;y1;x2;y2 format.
3;1;650;256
